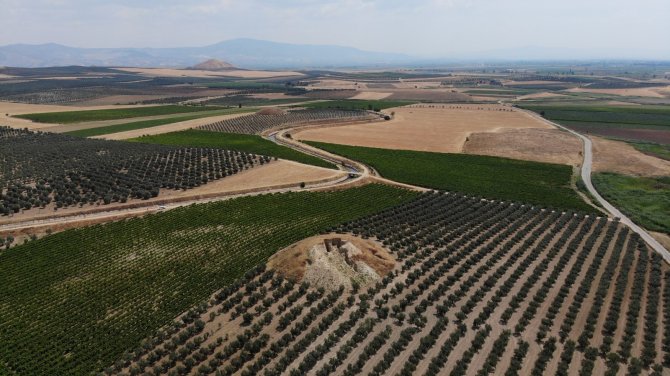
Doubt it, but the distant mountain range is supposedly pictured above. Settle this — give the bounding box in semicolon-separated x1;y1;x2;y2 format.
0;38;413;69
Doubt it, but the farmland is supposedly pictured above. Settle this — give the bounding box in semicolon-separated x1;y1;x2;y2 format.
593;173;670;234
522;104;670;144
199;108;376;135
306;141;593;212
294;105;550;154
107;190;669;375
131;129;334;169
64;108;255;137
15;105;231;124
0;128;269;215
0;184;416;375
300;99;414;111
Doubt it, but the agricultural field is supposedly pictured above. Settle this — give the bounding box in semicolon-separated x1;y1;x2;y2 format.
522;104;670;144
199;108;377;135
305;141;593;212
64;108;255;137
300;99;414;111
0;184;416;374
131;129;334;169
593;173;670;234
105;190;670;376
294;104;550;154
15;104;231;124
632;142;670;161
0;127;269;216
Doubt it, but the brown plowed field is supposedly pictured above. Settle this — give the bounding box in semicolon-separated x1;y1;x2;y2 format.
295;104;550;153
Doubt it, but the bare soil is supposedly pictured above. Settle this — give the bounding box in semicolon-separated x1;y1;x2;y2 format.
463;128;582;166
591;136;670;176
267;233;394;284
295;104;551;153
567;86;670;98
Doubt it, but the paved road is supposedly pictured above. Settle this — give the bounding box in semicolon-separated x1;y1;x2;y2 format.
521;109;670;263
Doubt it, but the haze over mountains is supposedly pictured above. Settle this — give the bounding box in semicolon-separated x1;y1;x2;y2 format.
0;38;411;69
1;38;667;69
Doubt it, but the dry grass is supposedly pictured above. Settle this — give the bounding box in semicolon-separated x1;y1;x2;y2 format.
566;86;670;98
350;91;392;100
295;105;550;153
591;136;670;177
463;128;582;166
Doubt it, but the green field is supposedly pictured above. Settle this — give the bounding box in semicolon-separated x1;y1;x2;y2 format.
16;105;231;124
521;104;670;128
64;108;256;137
131;129;333;169
306;142;593;212
300;99;413;111
0;184;416;375
593;173;670;234
631;142;670;160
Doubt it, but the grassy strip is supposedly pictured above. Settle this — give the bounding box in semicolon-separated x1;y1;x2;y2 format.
0;184;417;375
65;108;255;137
300;99;414;111
16;105;231;124
593;173;670;234
306;141;593;212
131;129;334;169
630;142;670;161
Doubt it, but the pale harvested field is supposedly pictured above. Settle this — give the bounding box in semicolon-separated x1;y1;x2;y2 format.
392;81;443;89
295;105;551;153
517;91;569;100
567;86;670;98
592;136;670;176
0;74;15;79
0;160;343;225
91;111;254;140
309;79;365;90
463;128;582;166
349;91;392;100
117;67;303;79
386;88;472;101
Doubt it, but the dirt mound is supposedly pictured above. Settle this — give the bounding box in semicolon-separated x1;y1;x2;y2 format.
267;234;395;290
190;59;236;71
256;107;286;116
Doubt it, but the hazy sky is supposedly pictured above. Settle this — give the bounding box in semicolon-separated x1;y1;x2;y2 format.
1;0;669;58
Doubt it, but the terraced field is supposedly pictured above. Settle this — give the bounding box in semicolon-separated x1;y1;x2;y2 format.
108;190;669;375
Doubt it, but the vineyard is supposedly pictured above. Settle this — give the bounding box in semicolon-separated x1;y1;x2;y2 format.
198;109;377;135
0;127;269;215
306;141;594;212
0;184;417;375
102;190;670;376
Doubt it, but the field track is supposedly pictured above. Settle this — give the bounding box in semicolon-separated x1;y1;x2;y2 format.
520;108;670;262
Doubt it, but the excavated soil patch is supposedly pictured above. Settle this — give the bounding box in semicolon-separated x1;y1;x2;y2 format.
267;234;395;290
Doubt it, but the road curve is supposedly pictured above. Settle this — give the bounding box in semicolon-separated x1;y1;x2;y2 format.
521;108;670;263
